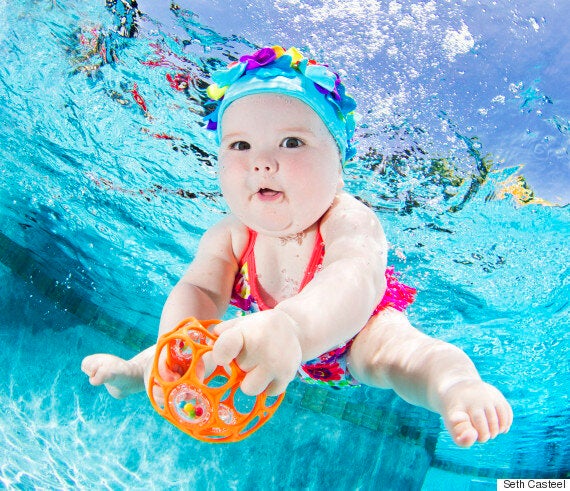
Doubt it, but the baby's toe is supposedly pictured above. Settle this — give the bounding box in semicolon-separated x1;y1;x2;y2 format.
448;411;478;447
485;406;500;438
497;401;514;433
470;408;492;443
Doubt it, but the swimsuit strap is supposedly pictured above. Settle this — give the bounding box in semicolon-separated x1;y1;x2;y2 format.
238;227;257;268
238;226;325;311
299;227;325;289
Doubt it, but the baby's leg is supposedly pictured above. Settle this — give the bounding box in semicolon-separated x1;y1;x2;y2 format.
81;346;155;399
347;308;513;447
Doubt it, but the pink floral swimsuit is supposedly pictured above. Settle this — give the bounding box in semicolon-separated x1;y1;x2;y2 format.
230;226;417;389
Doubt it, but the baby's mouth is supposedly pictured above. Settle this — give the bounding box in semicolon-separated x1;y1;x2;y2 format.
257;188;282;200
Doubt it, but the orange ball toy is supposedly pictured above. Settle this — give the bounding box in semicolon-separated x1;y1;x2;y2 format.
148;317;284;443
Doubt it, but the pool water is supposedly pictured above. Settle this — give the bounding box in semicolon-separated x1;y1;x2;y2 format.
0;0;568;489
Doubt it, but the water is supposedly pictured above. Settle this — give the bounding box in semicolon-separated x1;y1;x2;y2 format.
0;0;568;488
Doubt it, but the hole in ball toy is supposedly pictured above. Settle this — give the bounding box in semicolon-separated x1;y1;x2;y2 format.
169;384;211;425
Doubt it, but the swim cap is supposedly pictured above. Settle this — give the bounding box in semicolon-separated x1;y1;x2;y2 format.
204;46;357;163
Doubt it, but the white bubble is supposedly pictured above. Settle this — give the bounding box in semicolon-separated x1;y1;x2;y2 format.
442;21;475;61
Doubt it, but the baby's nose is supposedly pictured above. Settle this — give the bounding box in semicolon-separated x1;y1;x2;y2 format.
253;163;275;172
251;154;278;173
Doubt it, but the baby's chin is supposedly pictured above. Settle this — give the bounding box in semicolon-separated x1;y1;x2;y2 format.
251;224;305;238
243;216;315;238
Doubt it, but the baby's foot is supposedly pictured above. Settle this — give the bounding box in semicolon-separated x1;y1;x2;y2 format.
81;354;146;399
440;380;513;447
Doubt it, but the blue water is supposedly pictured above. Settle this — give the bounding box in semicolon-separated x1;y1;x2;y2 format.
0;0;568;489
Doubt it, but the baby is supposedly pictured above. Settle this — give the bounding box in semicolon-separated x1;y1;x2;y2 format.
82;46;512;447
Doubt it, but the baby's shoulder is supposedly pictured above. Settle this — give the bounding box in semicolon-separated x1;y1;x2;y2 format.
205;215;249;260
322;192;380;228
320;192;386;252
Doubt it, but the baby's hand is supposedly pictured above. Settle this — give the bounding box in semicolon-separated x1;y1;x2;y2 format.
212;310;302;396
143;347;183;406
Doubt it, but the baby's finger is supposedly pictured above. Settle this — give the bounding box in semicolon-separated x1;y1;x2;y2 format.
157;350;182;381
212;327;244;366
240;367;272;396
80;357;96;378
213;318;237;336
200;351;217;379
152;384;165;407
265;379;289;397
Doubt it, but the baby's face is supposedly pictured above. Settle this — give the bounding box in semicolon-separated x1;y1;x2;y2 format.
218;94;342;237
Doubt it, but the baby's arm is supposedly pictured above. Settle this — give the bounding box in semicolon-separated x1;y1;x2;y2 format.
213;193;388;394
278;193;388;359
82;217;239;398
157;218;239;333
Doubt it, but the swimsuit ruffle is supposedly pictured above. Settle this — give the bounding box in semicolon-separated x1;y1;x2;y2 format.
373;266;417;314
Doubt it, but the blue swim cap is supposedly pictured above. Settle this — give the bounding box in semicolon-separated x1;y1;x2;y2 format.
204;46;357;164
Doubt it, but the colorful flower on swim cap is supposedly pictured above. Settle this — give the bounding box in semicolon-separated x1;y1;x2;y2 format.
239;47;277;69
204;46;358;164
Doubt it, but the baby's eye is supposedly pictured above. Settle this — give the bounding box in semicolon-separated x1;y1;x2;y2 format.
229;141;250;151
280;137;304;149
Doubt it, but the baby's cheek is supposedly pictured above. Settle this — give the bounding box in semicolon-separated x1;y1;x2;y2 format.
218;167;234;196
